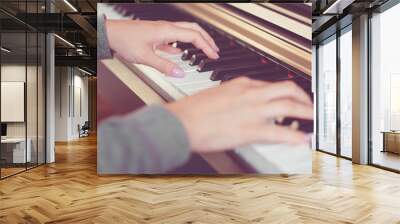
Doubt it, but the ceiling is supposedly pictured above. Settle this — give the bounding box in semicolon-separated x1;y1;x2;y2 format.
312;0;390;43
0;0;105;73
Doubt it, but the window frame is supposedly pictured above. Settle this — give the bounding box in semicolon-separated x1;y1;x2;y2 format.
315;23;353;160
367;0;400;173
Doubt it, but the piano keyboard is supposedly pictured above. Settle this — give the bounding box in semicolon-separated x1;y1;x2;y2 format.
98;3;313;174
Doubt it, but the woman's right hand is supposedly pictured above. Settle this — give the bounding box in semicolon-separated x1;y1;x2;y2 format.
165;77;313;153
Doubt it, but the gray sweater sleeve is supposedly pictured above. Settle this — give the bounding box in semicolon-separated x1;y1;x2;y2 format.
97;13;113;60
97;105;191;174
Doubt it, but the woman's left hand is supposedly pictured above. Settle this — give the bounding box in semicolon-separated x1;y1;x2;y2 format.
105;20;219;77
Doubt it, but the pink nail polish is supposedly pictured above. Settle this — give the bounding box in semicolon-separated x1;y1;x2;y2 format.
171;67;185;78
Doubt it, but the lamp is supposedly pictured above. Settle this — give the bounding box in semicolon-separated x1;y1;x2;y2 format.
54;34;75;48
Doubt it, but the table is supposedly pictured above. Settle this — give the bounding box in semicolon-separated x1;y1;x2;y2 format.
1;138;32;163
382;131;400;154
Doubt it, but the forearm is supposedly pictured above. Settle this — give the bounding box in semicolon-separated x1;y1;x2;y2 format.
98;105;191;174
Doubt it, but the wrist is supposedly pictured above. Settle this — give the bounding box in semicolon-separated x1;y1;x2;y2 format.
164;103;199;152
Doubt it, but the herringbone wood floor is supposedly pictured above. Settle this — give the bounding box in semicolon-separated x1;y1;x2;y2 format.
1;135;400;224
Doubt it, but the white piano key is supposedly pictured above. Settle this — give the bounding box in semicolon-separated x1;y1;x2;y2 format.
157;52;199;72
236;144;311;174
166;71;212;84
175;80;218;88
169;55;186;62
157;51;181;57
178;80;220;93
173;75;219;86
179;64;198;73
157;51;183;58
180;88;202;95
98;4;135;20
180;84;220;95
155;51;221;95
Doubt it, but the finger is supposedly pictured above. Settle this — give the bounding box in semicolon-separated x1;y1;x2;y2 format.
165;26;219;59
261;99;313;120
253;80;313;106
248;124;308;145
173;22;219;52
143;52;185;78
229;76;270;87
157;44;182;54
173;22;218;51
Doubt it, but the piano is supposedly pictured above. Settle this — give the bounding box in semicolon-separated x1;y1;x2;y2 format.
97;3;313;174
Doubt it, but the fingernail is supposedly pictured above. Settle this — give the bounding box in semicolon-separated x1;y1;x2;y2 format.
214;45;220;52
212;51;219;59
171;66;185;78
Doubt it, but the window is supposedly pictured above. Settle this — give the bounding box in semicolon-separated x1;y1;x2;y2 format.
317;35;337;154
339;27;352;158
370;2;400;171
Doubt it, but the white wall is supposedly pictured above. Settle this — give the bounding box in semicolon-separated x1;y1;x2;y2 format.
1;65;35;138
71;74;89;138
54;67;89;141
55;66;69;141
1;82;25;122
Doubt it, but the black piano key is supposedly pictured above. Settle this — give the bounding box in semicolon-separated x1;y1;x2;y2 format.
279;118;313;133
198;55;261;72
217;42;241;52
215;39;237;49
174;37;236;60
293;77;312;95
208;30;223;38
173;42;194;51
212;36;228;43
183;43;243;63
181;48;202;60
190;54;208;66
190;48;250;66
112;5;188;21
176;35;228;49
210;63;276;81
222;69;292;82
